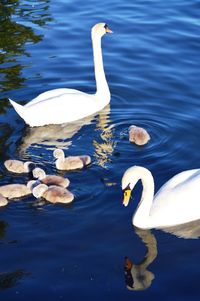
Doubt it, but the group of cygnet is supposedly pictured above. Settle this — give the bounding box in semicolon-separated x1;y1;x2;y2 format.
0;126;149;207
0;149;91;207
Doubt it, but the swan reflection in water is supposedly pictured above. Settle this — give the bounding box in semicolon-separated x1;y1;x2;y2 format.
18;105;114;167
19;114;95;154
124;220;200;291
124;227;157;291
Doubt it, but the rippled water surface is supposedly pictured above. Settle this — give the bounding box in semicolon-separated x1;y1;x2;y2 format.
0;0;200;300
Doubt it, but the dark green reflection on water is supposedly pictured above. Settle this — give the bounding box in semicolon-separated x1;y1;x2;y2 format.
0;269;29;290
0;0;52;93
0;220;8;238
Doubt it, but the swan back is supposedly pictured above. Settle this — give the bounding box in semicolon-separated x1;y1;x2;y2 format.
151;169;200;225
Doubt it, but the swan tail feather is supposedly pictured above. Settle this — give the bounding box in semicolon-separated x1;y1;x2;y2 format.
9;98;26;121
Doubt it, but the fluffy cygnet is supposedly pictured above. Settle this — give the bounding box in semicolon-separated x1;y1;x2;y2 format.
32;167;70;188
129;125;150;146
0;184;31;199
27;180;41;191
53;148;91;171
32;183;74;204
0;193;8;207
4;159;35;174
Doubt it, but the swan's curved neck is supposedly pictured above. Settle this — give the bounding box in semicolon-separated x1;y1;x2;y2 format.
92;34;110;101
132;169;155;229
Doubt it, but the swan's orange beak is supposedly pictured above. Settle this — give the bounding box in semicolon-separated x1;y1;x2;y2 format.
106;27;113;33
125;257;133;270
123;189;131;207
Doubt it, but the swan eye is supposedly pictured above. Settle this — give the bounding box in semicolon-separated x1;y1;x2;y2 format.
123;183;131;192
104;24;113;34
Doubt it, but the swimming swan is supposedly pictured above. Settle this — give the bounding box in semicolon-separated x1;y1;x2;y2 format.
122;166;200;229
9;23;112;127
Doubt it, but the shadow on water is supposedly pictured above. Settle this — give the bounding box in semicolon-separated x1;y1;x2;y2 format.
124;220;200;291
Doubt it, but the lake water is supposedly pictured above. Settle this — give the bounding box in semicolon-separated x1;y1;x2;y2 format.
0;0;200;300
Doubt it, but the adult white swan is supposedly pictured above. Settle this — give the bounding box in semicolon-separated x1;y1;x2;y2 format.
122;166;200;229
9;23;112;127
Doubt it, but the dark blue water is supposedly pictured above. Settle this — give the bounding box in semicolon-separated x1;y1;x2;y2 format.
0;0;200;300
